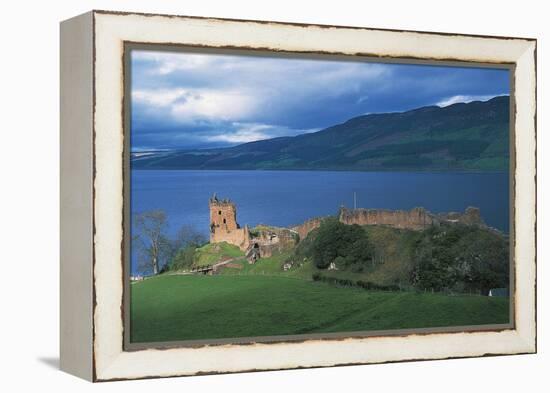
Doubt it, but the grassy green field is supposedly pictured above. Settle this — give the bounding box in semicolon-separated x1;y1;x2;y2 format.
130;274;509;343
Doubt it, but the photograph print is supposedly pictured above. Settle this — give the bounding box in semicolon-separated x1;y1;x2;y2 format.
127;47;512;345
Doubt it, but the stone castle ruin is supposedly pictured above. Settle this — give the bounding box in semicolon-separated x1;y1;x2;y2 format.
209;194;251;251
292;206;486;240
209;194;485;264
209;194;298;263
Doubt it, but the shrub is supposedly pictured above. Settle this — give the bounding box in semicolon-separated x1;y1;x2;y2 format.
311;218;373;269
410;224;509;294
167;245;196;271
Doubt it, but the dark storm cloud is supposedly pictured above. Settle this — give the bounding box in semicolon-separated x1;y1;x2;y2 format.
130;50;509;150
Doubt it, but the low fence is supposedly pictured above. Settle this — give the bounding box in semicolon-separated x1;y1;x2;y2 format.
190;264;213;274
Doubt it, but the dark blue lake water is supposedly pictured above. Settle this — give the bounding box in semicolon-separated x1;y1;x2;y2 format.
131;170;509;273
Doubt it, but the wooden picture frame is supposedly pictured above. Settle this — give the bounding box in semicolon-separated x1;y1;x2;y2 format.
60;10;536;382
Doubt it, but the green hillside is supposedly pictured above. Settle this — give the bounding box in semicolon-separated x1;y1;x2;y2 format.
193;242;244;267
162;221;509;295
290;221;509;294
132;96;510;172
130;274;509;343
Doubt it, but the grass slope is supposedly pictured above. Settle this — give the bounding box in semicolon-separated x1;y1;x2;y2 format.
216;251;315;278
217;251;290;276
291;223;509;293
193;242;244;267
130;275;509;343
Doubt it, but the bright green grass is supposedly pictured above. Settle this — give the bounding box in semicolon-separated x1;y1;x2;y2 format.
217;251;316;279
130;275;509;343
218;251;290;275
193;242;244;267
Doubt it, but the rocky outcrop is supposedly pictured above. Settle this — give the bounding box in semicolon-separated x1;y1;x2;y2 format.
437;207;484;226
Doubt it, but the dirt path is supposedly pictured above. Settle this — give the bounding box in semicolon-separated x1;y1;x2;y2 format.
165;257;246;276
212;257;244;271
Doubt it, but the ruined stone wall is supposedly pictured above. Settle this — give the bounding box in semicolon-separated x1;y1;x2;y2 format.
291;217;326;241
291;207;485;240
338;207;434;230
210;226;250;251
253;227;298;258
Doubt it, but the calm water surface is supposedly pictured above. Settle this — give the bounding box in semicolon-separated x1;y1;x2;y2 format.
131;170;509;272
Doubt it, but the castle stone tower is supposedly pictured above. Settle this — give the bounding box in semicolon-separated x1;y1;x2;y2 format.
209;194;239;233
209;194;250;250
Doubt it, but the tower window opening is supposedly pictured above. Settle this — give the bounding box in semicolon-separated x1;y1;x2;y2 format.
223;218;226;224
218;210;221;215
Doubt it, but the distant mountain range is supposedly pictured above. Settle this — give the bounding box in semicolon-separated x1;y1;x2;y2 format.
131;96;510;172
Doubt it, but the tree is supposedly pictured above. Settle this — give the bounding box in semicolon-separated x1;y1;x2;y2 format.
455;230;509;295
133;210;170;275
167;245;196;272
410;224;509;294
311;218;370;269
344;236;374;267
411;225;466;291
170;225;206;254
164;225;207;272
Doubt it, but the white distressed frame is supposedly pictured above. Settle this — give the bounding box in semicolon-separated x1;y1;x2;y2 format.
62;10;537;381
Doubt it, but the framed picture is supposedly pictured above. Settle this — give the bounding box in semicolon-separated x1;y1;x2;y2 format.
60;10;537;381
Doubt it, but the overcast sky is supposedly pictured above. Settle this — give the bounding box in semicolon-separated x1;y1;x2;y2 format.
131;49;510;151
